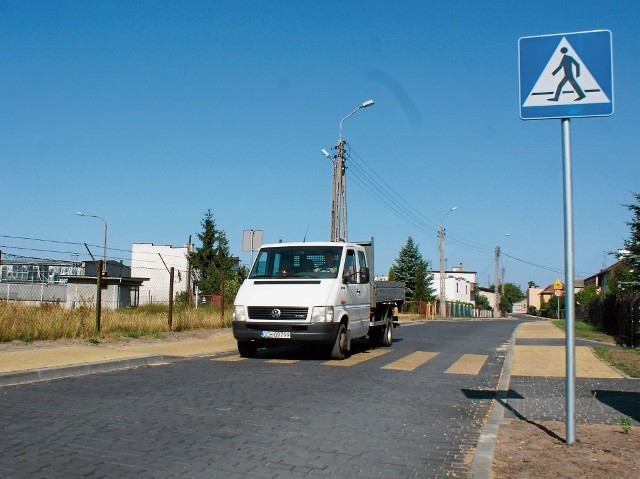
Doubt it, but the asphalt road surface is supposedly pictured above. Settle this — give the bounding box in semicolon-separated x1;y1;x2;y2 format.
0;320;520;478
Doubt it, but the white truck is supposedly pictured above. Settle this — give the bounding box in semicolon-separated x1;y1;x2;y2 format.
232;240;405;359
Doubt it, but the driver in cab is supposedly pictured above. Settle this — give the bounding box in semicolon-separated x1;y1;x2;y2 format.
314;252;337;273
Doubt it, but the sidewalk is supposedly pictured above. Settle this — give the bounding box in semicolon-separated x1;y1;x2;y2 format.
0;329;238;386
469;319;640;479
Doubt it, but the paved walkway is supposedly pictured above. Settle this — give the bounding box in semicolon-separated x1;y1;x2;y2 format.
469;319;640;479
0;329;238;386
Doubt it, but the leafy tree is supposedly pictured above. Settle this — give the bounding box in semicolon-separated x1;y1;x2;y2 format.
544;294;568;319
390;237;435;302
490;282;525;313
188;209;235;295
475;293;492;310
387;268;396;281
575;284;599;307
619;192;640;292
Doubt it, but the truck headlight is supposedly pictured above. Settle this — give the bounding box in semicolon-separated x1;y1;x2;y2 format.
311;306;334;323
233;305;247;322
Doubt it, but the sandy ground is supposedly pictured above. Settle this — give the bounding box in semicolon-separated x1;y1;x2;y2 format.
492;419;640;479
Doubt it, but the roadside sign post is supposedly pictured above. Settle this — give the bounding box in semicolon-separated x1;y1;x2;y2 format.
242;229;264;269
519;30;613;445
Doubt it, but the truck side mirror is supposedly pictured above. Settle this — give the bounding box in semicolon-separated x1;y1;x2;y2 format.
360;267;370;284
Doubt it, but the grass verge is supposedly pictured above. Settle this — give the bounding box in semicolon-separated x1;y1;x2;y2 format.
553;319;639;378
0;301;229;343
592;345;640;378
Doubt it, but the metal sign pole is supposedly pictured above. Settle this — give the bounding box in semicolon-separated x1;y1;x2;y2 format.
561;117;576;445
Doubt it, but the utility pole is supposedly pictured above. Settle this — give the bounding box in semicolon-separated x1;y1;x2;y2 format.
437;206;457;318
438;226;446;318
186;235;193;306
494;246;501;317
330;139;347;242
327;99;374;242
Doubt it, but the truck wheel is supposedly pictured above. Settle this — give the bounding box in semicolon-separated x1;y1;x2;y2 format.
369;326;382;347
381;317;393;347
330;323;349;360
237;341;257;358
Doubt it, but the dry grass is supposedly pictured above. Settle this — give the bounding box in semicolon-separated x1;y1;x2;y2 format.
0;301;229;343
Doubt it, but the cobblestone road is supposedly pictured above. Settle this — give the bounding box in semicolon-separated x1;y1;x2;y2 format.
0;321;518;478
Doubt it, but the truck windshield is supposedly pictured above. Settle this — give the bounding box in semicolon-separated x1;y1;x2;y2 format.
249;246;343;279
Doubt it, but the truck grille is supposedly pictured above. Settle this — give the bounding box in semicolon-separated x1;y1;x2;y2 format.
247;306;308;321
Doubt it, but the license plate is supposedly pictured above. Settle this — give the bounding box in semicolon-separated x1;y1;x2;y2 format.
260;331;291;339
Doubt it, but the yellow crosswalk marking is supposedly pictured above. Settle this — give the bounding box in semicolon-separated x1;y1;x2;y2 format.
445;354;487;375
324;348;391;366
211;355;245;362
266;359;300;364
382;351;439;371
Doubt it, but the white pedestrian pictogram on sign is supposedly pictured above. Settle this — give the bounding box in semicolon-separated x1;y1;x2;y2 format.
523;37;611;107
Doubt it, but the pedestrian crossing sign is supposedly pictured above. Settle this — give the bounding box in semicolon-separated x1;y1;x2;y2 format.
519;30;613;120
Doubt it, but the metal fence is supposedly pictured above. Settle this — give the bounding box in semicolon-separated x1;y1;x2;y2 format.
0;282;67;305
401;300;492;319
0;260;234;338
579;293;640;348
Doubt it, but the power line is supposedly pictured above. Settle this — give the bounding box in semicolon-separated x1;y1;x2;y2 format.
344;147;581;277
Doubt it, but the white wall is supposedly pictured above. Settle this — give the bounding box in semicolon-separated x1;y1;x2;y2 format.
131;243;189;304
432;271;477;303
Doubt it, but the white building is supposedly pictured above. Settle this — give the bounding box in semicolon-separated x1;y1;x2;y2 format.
431;264;477;304
131;243;189;304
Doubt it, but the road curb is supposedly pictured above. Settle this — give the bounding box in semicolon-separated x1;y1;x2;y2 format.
467;322;519;478
0;354;173;387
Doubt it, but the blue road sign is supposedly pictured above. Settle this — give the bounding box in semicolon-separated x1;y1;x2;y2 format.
519;30;613;120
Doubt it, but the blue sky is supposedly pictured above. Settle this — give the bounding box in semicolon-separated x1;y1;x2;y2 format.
2;0;639;290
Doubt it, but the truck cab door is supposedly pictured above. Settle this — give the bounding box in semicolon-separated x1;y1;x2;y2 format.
343;249;368;337
357;250;371;328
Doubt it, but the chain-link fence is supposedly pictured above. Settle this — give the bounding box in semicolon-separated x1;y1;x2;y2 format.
0;260;235;342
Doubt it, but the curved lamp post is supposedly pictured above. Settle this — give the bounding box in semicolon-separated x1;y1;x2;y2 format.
328;99;375;242
77;211;107;274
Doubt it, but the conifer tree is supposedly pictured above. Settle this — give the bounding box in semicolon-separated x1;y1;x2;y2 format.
620;192;640;291
390;237;436;302
188;209;235;295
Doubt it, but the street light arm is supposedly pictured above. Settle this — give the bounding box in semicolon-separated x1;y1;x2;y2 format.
338;99;375;140
77;211;108;274
439;206;458;225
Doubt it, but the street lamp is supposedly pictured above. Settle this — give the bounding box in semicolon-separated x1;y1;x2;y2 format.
339;99;374;140
77;211;107;274
329;99;375;242
438;206;458;318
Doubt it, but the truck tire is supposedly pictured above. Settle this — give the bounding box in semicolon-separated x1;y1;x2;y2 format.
330;323;349;360
369;326;382;347
381;316;393;347
237;341;257;358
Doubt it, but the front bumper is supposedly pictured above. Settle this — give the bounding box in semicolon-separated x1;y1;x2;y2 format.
232;321;340;346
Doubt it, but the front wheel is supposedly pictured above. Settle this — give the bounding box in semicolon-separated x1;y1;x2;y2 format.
369;326;383;347
237;341;257;358
330;323;349;360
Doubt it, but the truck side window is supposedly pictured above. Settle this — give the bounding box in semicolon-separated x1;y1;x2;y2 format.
345;250;356;283
357;251;367;284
